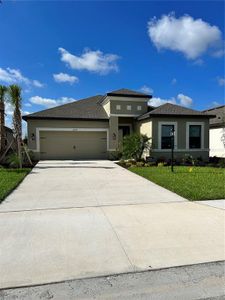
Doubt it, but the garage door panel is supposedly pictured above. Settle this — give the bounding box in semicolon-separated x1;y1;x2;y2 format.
40;131;107;160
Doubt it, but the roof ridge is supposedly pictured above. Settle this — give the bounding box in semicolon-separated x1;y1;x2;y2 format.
203;104;225;112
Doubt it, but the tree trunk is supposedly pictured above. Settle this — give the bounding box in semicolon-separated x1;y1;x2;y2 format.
0;101;6;154
17;136;22;169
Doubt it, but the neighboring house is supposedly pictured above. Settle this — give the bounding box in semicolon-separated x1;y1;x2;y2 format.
4;126;14;148
23;88;214;161
203;105;225;158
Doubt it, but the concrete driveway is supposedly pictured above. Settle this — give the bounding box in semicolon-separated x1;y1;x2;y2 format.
0;160;224;289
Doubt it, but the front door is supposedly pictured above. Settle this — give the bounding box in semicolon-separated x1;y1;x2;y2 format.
118;125;131;148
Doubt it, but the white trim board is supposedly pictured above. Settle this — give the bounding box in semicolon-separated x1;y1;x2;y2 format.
34;127;109;152
151;149;209;152
110;113;140;117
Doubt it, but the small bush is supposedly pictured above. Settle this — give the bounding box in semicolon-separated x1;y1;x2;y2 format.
218;159;225;168
136;161;145;167
157;162;166;167
122;133;151;160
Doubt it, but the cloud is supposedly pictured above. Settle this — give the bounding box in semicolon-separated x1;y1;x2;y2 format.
211;101;221;107
5;101;14;117
150;93;193;107
53;72;79;84
24;103;32;107
177;93;193;107
29;96;76;108
0;67;44;88
140;85;154;94
148;13;224;59
150;97;176;107
33;80;44;88
171;78;177;85
217;77;225;86
59;47;120;75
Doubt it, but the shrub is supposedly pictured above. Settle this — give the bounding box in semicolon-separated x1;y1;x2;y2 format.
122;133;151;161
6;153;21;168
136;161;145;167
157;162;165;167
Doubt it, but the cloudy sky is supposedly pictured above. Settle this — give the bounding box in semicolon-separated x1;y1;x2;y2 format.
0;1;224;129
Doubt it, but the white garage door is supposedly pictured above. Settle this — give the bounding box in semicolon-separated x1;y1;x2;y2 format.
40;130;108;160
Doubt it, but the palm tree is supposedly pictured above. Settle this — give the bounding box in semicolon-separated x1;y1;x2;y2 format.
7;84;22;168
0;85;8;154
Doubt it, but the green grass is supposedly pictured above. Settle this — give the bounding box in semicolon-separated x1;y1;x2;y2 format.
0;168;31;203
129;166;225;200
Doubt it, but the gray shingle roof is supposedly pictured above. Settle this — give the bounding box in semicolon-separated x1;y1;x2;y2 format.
4;126;13;132
203;105;225;127
23;95;109;121
138;103;214;120
106;88;151;98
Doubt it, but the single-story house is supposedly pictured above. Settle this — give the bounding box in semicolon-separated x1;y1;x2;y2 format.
23;88;214;161
203;105;225;158
4;126;14;148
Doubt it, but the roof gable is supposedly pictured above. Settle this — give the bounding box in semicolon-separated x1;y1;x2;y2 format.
203;105;225;127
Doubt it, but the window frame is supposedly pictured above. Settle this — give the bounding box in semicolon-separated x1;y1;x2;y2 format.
186;122;204;150
126;105;132;111
116;104;121;111
137;105;142;111
158;121;177;150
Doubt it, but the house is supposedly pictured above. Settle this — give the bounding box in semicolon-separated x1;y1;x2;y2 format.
203;105;225;158
4;126;14;148
23;88;214;161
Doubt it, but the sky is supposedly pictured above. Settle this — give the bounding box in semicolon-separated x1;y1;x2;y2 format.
0;1;224;130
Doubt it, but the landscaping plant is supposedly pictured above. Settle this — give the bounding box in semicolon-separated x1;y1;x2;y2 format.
122;133;150;161
7;85;23;168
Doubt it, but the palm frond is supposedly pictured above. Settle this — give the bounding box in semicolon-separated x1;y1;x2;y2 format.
7;85;22;108
0;85;7;102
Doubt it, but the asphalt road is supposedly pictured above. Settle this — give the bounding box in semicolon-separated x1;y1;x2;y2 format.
1;261;224;300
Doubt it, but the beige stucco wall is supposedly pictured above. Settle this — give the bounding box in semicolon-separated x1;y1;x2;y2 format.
103;101;110;117
209;127;225;157
139;120;152;138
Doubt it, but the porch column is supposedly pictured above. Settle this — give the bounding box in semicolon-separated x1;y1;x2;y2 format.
109;116;118;151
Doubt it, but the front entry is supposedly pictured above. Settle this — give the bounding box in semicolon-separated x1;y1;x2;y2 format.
39;130;107;160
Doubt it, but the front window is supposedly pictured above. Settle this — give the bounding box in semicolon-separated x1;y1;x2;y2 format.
161;124;174;149
189;125;201;149
127;105;131;111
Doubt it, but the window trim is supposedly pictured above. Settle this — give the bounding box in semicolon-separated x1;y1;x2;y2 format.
116;104;121;110
186;122;204;150
158;121;177;150
126;105;132;111
137;105;142;111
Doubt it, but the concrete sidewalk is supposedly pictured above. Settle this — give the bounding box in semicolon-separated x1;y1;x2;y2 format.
0;201;224;289
196;199;225;210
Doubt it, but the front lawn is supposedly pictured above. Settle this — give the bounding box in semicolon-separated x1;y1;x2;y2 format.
129;166;225;200
0;168;31;203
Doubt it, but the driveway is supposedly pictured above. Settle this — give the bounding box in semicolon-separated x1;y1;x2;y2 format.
0;160;224;289
0;160;185;212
